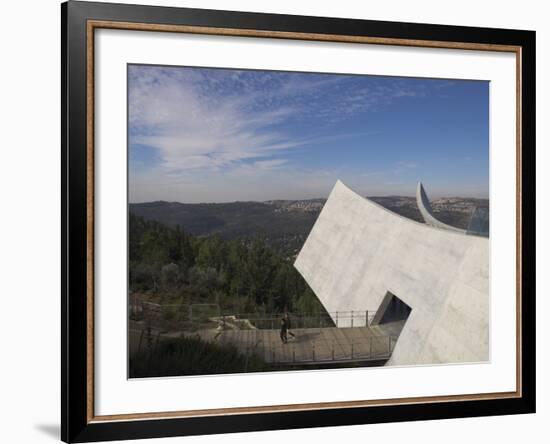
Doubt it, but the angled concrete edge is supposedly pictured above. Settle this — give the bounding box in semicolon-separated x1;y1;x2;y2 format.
294;180;489;366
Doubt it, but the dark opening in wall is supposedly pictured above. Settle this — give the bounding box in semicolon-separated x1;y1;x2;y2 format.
371;291;412;325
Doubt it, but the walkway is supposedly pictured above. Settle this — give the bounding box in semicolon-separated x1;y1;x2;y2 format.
189;320;405;365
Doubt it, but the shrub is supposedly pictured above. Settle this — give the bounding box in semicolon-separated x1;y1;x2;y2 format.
129;334;269;378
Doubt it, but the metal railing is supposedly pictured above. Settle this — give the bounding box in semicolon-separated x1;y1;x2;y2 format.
217;310;376;330
128;326;397;376
227;335;397;365
130;301;378;331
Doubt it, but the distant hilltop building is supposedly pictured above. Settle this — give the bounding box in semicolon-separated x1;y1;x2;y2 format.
294;180;489;366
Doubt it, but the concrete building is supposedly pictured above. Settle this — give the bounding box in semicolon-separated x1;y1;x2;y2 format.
294;180;489;366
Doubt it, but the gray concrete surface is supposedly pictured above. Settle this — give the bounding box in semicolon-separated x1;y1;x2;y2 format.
294;181;489;366
212;322;404;364
416;181;467;234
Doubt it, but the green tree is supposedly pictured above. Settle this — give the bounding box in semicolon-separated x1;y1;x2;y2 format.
196;235;227;271
161;263;179;289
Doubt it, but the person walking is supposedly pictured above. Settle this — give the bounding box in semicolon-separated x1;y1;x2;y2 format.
285;312;296;340
280;316;288;344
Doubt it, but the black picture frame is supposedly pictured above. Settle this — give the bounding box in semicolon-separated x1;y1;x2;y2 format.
61;1;536;442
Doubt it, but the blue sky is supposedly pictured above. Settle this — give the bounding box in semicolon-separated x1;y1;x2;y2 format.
128;64;489;203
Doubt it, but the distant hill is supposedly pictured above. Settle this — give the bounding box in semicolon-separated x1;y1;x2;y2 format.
368;196;489;230
129;200;320;257
129;196;488;257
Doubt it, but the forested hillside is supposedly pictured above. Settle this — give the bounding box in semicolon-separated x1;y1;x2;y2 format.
130;200;319;258
129;213;324;315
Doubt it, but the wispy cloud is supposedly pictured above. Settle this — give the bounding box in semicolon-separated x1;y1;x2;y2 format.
129;67;306;173
129;66;423;175
253;159;288;170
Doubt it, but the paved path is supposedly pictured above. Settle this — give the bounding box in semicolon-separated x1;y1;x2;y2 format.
129;320;405;365
211;321;404;364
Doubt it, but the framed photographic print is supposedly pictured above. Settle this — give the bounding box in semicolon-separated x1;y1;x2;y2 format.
61;1;536;442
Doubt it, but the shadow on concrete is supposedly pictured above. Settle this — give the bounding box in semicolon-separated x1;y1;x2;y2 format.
34;423;59;440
